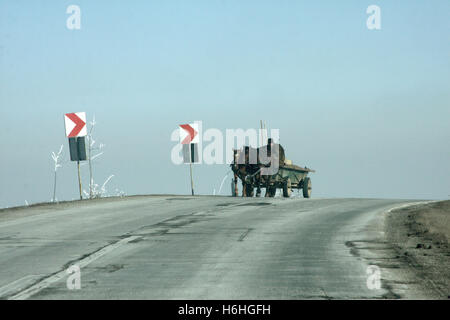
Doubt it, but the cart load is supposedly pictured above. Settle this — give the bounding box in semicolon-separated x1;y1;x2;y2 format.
231;140;315;198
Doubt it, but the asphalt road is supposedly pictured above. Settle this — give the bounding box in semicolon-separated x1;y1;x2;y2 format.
0;196;428;299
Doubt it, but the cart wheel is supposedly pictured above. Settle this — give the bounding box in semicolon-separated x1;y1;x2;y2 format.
283;178;292;198
245;184;254;197
302;177;311;198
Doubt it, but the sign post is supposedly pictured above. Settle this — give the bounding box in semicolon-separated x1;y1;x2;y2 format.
179;123;199;196
189;144;194;196
77;161;82;200
65;112;87;200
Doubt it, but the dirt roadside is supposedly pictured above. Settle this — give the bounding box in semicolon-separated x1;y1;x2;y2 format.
385;200;449;299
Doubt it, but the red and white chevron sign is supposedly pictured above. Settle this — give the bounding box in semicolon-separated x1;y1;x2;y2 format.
179;123;199;144
64;112;87;138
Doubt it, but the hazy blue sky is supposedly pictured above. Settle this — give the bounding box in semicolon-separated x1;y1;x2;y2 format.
1;0;449;208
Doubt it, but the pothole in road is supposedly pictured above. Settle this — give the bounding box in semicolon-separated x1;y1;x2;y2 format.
238;202;272;207
216;203;235;207
94;264;125;273
128;213;215;239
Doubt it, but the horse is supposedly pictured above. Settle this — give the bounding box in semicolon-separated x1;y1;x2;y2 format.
231;142;286;197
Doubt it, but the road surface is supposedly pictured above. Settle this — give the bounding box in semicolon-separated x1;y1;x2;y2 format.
0;196;429;299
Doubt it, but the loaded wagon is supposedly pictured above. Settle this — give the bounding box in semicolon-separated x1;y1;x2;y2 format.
231;146;315;198
263;163;314;198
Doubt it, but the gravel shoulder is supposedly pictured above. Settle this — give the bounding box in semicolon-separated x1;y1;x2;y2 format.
385;200;450;299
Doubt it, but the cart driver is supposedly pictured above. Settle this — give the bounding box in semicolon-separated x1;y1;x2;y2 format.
266;138;285;168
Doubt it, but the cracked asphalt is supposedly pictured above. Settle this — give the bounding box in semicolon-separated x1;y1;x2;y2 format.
0;196;434;299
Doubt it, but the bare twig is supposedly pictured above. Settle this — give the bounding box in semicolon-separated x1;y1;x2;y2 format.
51;144;64;202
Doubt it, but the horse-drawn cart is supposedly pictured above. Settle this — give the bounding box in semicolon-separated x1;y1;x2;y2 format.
231;144;315;198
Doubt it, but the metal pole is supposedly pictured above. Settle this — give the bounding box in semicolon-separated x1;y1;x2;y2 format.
88;137;93;199
189;144;194;196
77;160;82;200
52;170;57;202
260;120;263;147
189;161;194;196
